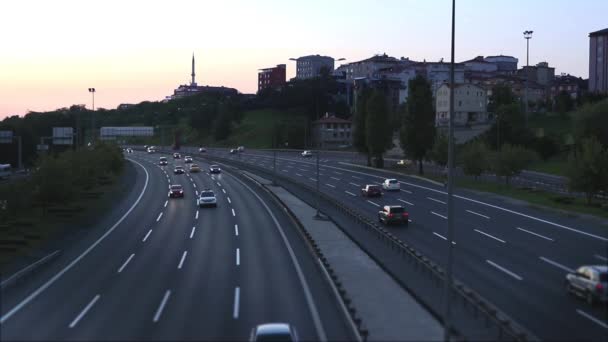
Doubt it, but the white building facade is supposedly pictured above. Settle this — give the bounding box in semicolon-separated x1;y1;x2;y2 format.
435;84;488;127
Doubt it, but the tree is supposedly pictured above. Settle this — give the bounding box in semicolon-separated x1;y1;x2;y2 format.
429;131;448;167
400;75;435;175
353;88;372;165
533;134;560;161
555;90;574;114
488;85;517;113
460;141;490;180
213;104;233;141
365;91;392;168
491;144;538;185
566;137;608;204
573;98;608;147
486;103;533;149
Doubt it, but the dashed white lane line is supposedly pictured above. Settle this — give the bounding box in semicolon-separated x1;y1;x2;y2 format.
156;212;163;222
431;211;447;220
178;251;188;269
193;183;197;188
153;290;172;323
330;177;341;181
69;294;100;328
400;189;413;194
398;199;414;206
334;171;343;175
236;248;240;266
516;227;554;242
309;177;317;181
222;188;226;194
433;232;456;245
195;190;199;196
164;200;168;208
486;260;523;281
227;197;232;204
296;173;303;177
540;256;574;273
234;224;239;236
232;208;236;217
427;197;447;204
195;210;199;220
367;200;380;207
352;175;362;179
325;183;336;188
576;309;608;329
300;169;308;172
282;169;289;172
345;191;356;196
216;182;221;187
189;227;196;239
349;182;361;187
233;287;240;319
474;229;506;243
595;254;608;262
142;229;152;242
117;254;135;273
466;210;490;219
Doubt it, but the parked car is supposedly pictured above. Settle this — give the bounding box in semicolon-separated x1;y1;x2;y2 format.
197;190;217;208
565;265;608;305
361;184;382;197
174;166;185;174
209;165;221;174
173;153;181;159
168;184;184;198
378;205;409;225
189;164;201;173
159;157;168;166
184;156;193;163
301;150;313;158
382;178;400;191
250;323;298;342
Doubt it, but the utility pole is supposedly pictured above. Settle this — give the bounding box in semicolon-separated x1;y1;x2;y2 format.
523;30;533;128
17;136;22;170
88;88;96;142
314;148;321;219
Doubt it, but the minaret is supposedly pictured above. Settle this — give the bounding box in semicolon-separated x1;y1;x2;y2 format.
191;53;196;86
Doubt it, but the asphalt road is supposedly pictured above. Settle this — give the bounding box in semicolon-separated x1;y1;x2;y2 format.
195;147;608;341
0;151;351;341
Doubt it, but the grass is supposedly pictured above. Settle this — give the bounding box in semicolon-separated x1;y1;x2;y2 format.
222;109;307;149
528;111;573;137
527;154;569;176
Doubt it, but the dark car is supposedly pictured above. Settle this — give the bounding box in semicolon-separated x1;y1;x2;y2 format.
209;165;221;174
229;149;237;154
199;147;207;153
173;153;181;159
250;323;298;342
361;185;382;197
174;166;185;174
378;205;409;225
168;184;184;198
159;157;168;166
565;265;608;305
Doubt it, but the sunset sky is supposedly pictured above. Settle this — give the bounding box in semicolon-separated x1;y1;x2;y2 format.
1;0;606;119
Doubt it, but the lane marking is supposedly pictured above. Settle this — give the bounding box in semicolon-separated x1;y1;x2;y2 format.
330;177;341;181
216;182;221;187
232;208;236;217
156;212;163;222
325;183;336;188
595;254;608;262
345;191;356;196
236;248;240;266
68;295;100;328
222;188;226;194
352;176;362;179
576;309;608;329
427;197;447;204
234;224;239;236
193;183;197;188
334;171;343;175
309;177;317;181
516;227;554;242
349;182;361;187
195;190;199;196
474;229;506;243
366;200;380;207
178;251;188;269
486;260;523;281
189;227;196;239
397;199;414;206
282;169;289;172
142;229;152;242
195;210;199;220
164;200;168;208
117;253;135;273
466;209;490;219
233;287;240;319
296;173;303;177
153;290;172;322
540;256;574;273
431;211;447;220
227;197;232;204
433;232;456;245
400;189;413;194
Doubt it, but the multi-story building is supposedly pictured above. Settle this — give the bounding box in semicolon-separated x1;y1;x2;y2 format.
258;64;286;92
484;55;519;74
295;55;334;80
377;65;417;104
341;54;413;81
550;74;586;100
518;62;555;87
435;84;488;126
463;56;499;74
589;28;608;94
312;114;353;148
413;61;465;95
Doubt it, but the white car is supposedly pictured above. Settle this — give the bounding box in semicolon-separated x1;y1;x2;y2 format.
197;190;217;208
382;178;400;191
301;150;313;157
237;146;245;152
184;156;193;163
250;323;298;342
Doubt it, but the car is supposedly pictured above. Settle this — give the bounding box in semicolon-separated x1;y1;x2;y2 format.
209;165;221;174
378;205;409;225
168;184;184;198
565;265;608;305
382;178;400;191
189;164;201;173
229;149;237;154
237;146;245;152
125;148;133;153
144;145;149;150
249;323;298;342
301;150;313;158
197;190;217;207
147;147;155;154
361;184;382;197
184;156;193;163
199;147;207;153
174;166;185;174
159;157;168;166
173;153;181;159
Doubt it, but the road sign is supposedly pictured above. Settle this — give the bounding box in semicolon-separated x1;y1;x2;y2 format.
52;127;74;145
0;130;13;144
100;126;154;140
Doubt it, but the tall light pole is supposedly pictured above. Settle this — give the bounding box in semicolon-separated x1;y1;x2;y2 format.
523;30;533;128
88;88;96;142
443;0;456;340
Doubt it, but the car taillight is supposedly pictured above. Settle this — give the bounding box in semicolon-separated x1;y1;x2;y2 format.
596;283;604;292
402;213;408;217
388;213;393;218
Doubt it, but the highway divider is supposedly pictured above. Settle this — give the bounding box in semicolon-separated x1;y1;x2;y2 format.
0;250;61;290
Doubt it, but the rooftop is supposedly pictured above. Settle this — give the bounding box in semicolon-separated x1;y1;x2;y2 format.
313;115;352;124
589;28;608;37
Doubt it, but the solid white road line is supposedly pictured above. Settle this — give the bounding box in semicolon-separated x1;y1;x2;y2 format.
233;287;240;319
516;227;554;242
427;197;447;204
117;254;135;273
142;229;152;242
486;260;523;281
330;176;341;181
345;191;356;196
398;199;414;206
325;183;336;188
466;210;490;219
156;212;163;222
164;200;168;208
222;188;226;194
433;232;456;245
540;256;574;273
232;208;236;216
178;251;188;269
595;254;608;262
474;229;506;243
349;182;361;187
69;295;100;328
234;224;239;236
189;227;196;239
400;189;413;194
576;309;608;329
227;197;232;203
236;248;240;266
153;290;171;322
367;200;380;207
431;211;447;220
195;210;199;220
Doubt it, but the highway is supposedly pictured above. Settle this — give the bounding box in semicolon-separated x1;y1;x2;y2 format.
0;151;351;340
197;147;608;341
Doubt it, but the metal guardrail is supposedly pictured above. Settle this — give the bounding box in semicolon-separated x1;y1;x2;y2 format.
0;250;62;290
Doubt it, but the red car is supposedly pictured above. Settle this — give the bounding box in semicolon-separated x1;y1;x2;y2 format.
361;185;382;197
168;184;184;198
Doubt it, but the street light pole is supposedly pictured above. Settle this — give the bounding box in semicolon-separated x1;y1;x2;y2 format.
88;88;96;142
443;0;456;340
523;30;533;128
314;148;321;219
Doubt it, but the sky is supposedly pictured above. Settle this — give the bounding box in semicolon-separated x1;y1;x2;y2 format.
1;0;606;119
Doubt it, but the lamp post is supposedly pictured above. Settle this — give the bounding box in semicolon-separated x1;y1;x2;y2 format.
523;30;533;128
88;88;96;142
